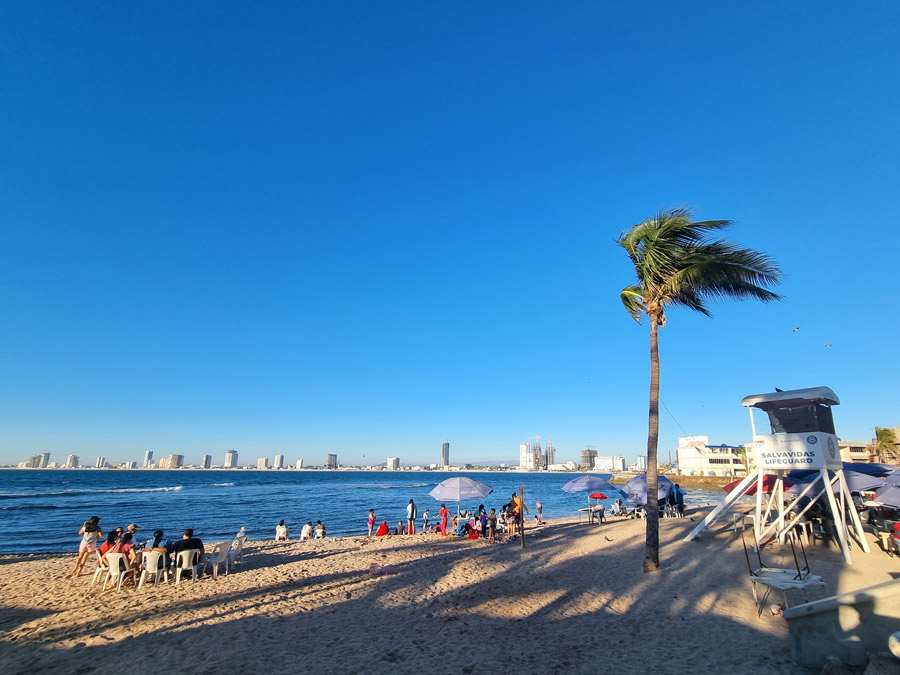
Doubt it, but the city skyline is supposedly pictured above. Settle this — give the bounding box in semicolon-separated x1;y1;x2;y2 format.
2;5;898;466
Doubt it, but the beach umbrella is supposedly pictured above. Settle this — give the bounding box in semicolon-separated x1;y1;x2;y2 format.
723;474;792;496
621;474;674;505
787;470;884;496
561;475;615;494
842;462;897;478
562;475;617;506
589;493;608;500
429;477;494;514
873;479;900;509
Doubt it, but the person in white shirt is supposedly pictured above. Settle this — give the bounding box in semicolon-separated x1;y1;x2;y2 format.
275;520;289;541
406;499;417;535
300;521;312;540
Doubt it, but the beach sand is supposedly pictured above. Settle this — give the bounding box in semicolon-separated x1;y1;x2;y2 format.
1;509;896;674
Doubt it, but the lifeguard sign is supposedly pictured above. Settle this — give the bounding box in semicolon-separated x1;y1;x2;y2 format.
685;386;869;564
744;386;843;471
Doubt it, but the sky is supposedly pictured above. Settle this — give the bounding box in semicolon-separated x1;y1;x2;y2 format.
2;3;899;467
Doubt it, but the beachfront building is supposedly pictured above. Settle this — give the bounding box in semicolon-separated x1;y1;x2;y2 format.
25;454;42;468
636;455;647;471
200;454;212;469
40;452;50;468
224;449;238;468
675;435;745;476
95;457;105;468
168;454;184;469
838;440;873;463
257;457;269;469
274;454;284;469
441;442;450;467
295;459;303;469
595;455;626;472
143;450;153;468
65;454;79;468
386;456;399;470
326;453;338;469
545;441;555;467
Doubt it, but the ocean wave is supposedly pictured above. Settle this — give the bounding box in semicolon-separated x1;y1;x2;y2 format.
375;483;434;489
0;486;183;499
209;482;235;487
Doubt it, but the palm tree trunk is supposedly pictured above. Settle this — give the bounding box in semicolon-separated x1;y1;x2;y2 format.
644;314;661;573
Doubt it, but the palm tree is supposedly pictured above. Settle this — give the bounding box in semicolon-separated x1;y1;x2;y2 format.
871;427;898;463
616;206;784;572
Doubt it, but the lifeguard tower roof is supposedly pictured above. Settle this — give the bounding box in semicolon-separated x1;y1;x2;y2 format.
741;386;839;410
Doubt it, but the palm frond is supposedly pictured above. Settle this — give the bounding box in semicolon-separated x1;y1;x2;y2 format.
620;286;646;324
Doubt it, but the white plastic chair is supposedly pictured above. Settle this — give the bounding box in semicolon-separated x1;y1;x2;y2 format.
92;550;109;586
203;542;231;579
175;549;201;585
226;535;247;571
138;550;169;589
102;552;135;591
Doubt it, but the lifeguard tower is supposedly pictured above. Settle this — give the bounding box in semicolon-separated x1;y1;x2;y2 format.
684;386;869;564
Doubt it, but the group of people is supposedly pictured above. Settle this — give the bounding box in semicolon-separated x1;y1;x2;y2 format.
71;515;213;583
366;493;534;543
274;519;327;541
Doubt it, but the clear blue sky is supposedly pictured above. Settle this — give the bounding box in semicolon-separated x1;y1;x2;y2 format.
2;3;898;467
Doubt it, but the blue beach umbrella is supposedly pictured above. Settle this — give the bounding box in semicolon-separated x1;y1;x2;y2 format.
621;474;674;505
873;479;900;509
561;475;619;506
787;470;884;495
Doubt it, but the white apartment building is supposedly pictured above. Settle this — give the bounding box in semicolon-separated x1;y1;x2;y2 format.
257;457;269;469
274;454;284;469
200;454;212;469
224;450;238;468
386;456;399;470
676;435;745;476
595;455;625;472
295;459;303;469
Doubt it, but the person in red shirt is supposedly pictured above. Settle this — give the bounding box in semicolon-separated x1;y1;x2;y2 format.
376;520;389;537
439;504;450;536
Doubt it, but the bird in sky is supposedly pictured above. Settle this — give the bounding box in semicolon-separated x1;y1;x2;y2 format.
792;327;800;332
825;344;832;347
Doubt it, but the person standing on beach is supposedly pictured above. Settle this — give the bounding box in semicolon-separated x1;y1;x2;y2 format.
71;516;102;577
406;499;417;535
368;509;376;537
438;504;450;536
479;505;487;538
512;492;529;536
422;509;430;532
674;484;685;517
488;508;497;543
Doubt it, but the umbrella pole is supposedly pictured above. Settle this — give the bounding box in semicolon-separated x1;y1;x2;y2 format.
520;485;525;548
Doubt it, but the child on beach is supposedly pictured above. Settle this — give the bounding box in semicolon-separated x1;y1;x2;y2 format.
488;509;497;543
368;509;376;537
422;509;430;532
71;516;102;577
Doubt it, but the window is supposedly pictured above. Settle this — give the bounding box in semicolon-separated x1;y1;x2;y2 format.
766;403;835;435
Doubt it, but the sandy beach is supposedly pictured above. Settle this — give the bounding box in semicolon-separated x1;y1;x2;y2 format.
1;509;896;675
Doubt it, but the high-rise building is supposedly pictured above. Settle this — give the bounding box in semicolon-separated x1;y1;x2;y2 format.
579;448;598;470
224;449;238;468
40;452;51;468
95;457;106;468
257;457;269;469
200;454;212;469
545;442;555;468
143;450;153;468
386;456;399;470
65;454;79;468
26;455;41;468
326;453;338;469
168;454;184;469
124;461;137;469
295;459;303;470
518;443;531;469
636;455;647;471
274;454;284;470
441;442;450;467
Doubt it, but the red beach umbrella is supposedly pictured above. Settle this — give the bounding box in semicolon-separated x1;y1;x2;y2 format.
723;474;793;496
589;493;608;500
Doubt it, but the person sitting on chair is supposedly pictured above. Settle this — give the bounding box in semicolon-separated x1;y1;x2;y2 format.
171;528;204;575
314;521;326;538
300;521;312;540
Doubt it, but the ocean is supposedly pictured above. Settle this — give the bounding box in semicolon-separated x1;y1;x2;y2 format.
0;469;725;554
